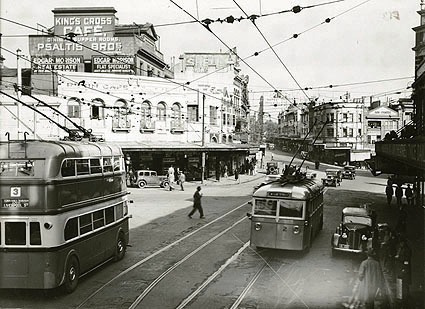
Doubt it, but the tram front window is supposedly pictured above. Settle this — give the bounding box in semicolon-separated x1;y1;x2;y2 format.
254;199;277;216
278;200;304;218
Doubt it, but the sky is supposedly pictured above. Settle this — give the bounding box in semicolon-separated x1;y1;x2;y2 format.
0;0;419;117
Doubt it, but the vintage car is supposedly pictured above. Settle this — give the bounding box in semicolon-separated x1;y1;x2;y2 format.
331;207;376;256
342;165;356;180
266;162;279;175
131;170;169;188
322;168;342;186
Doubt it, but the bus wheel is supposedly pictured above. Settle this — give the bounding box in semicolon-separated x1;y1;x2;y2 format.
63;256;79;293
137;180;147;188
114;233;127;261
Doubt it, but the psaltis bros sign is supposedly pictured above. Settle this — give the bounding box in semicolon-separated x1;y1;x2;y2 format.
29;8;128;67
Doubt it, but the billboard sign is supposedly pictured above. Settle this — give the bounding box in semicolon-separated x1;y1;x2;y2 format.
31;56;84;73
92;55;135;74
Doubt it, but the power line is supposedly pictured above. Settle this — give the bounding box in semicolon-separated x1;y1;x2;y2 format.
232;0;311;102
168;0;293;106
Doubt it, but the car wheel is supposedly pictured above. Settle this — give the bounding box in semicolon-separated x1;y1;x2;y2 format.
114;233;127;262
63;255;79;293
137;180;147;188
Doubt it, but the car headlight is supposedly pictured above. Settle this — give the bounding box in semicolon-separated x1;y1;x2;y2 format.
255;222;262;231
361;235;368;241
293;225;300;234
342;233;348;239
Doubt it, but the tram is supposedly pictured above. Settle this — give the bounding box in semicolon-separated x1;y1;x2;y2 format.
0;139;130;292
248;170;324;251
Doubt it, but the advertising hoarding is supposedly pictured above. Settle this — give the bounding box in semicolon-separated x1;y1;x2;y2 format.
92;55;135;74
31;56;84;73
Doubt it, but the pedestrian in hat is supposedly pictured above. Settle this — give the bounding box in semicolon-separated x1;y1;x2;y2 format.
188;186;204;219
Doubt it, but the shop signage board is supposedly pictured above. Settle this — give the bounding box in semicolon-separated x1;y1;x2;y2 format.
92;55;135;74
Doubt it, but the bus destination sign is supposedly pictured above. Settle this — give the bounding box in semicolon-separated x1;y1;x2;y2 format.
2;198;30;208
267;192;291;198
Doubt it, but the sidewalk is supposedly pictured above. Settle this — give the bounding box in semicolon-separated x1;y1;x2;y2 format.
199;171;266;187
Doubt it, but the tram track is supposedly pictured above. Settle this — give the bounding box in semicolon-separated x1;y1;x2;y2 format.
76;201;251;309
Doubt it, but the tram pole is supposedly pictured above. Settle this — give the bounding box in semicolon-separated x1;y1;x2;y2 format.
201;93;205;184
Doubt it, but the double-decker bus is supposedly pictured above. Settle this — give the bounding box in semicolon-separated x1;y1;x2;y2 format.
248;173;324;251
0;139;130;292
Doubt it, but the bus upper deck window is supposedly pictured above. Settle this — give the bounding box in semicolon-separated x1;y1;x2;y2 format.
61;160;76;177
0;160;35;177
30;222;41;245
76;159;90;175
5;222;26;245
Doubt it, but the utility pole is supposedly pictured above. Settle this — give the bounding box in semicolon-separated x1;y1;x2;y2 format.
258;95;264;143
201;93;206;184
16;48;22;139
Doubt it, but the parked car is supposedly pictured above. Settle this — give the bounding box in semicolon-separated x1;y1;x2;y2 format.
266;162;279;175
131;170;169;188
322;168;342;186
342;165;356;180
331;207;376;256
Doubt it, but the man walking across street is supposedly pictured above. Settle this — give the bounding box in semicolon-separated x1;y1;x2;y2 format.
188;186;204;219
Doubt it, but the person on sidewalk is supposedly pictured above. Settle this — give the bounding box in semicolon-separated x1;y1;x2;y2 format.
395;184;403;208
168;165;175;191
234;167;240;184
178;171;186;191
357;248;386;309
385;184;394;206
188;186;204;219
405;184;414;206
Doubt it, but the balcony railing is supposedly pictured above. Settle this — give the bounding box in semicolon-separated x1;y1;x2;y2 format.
112;118;131;132
171;120;185;133
140;119;155;132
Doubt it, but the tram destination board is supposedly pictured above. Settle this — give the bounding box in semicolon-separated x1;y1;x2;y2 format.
2;198;30;208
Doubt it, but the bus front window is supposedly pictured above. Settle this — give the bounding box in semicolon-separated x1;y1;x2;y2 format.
278;200;304;218
254;199;277;216
0;160;35;177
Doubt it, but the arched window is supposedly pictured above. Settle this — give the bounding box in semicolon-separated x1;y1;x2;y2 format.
171;103;182;128
91;98;105;120
113;99;130;129
140;100;153;129
228;135;233;143
157;102;166;121
222;134;227;143
211;135;218;143
67;98;81;118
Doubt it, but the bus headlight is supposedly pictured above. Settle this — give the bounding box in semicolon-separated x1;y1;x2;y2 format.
293;225;300;234
361;235;368;241
342;233;348;239
255;222;262;231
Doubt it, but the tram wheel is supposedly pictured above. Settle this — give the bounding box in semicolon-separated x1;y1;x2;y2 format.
137;180;147;188
63;256;79;293
114;233;127;261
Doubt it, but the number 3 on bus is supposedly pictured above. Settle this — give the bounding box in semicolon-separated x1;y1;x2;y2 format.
248;175;324;251
0;140;131;293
